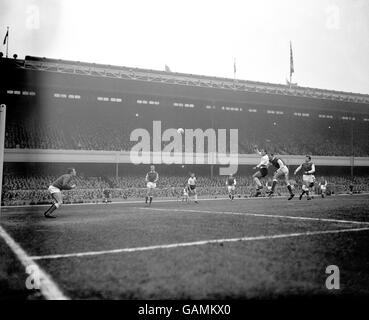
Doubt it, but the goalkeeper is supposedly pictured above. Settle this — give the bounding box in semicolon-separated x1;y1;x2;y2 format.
44;168;77;218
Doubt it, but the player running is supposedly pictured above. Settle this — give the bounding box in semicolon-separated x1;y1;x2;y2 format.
252;147;269;197
145;165;159;206
226;174;236;200
44;168;77;218
267;154;295;200
294;155;315;200
187;173;198;203
319;177;328;198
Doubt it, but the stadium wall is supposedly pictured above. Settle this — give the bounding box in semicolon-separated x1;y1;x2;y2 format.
2;57;369;115
4;149;369;167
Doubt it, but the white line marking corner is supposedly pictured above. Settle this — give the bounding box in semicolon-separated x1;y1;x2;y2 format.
0;225;68;300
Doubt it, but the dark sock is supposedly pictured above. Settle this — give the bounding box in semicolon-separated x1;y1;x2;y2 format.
149;196;153;204
287;185;293;194
300;190;306;196
45;204;57;215
271;181;277;192
145;196;148;203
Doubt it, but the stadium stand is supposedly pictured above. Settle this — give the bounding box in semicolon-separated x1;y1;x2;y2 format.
2;56;369;207
2;173;368;206
4;103;369;156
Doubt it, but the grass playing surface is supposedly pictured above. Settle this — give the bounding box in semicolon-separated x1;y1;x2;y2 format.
1;194;369;300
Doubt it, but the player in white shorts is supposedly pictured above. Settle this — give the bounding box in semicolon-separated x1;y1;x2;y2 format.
181;186;189;202
44;168;77;218
187;173;198;203
226;174;236;200
252;147;269;197
294;155;315;200
267;154;295;200
145;165;159;206
319;178;328;198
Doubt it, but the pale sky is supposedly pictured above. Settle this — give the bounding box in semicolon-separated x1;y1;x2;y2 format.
1;0;369;94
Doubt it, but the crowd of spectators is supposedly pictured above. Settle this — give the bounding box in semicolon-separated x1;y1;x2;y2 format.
4;111;369;156
2;173;368;206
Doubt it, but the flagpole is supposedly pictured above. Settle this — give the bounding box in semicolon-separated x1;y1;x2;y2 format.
289;41;293;89
289;71;292;89
289;41;292;89
233;57;236;89
6;26;9;58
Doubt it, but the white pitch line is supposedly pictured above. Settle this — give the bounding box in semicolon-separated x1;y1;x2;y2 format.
1;197;231;208
0;225;68;300
141;207;369;226
29;227;369;261
2;192;368;209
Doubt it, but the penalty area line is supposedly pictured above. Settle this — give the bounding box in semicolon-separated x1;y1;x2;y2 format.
29;226;369;261
0;225;69;300
3;192;368;209
140;207;369;226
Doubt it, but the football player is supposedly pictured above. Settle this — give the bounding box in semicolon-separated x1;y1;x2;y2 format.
294;155;316;200
187;173;198;203
319;177;328;198
226;174;237;200
44;168;77;218
181;185;189;202
252;147;269;197
145;165;159;205
267;154;295;200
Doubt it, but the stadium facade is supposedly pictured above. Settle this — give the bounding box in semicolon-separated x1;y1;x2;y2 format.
1;55;369;174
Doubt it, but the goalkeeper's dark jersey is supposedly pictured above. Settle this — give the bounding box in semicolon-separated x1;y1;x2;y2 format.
51;174;74;190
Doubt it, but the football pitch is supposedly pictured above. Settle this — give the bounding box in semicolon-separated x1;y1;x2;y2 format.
1;194;369;300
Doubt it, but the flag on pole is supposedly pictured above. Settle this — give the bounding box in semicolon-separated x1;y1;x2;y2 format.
3;29;8;45
290;41;294;76
165;65;171;72
233;58;236;75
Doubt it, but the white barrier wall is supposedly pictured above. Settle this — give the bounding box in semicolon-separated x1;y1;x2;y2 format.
4;149;369;167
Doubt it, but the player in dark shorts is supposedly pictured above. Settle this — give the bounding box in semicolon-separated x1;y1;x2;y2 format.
267;154;295;200
252;147;269;197
103;189;112;203
145;165;159;206
349;182;354;195
44;168;77;218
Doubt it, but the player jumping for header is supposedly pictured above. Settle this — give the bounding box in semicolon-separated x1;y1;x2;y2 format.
252;147;269;197
226;174;237;200
44;168;77;218
294;155;315;200
267;154;295;200
145;165;159;206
